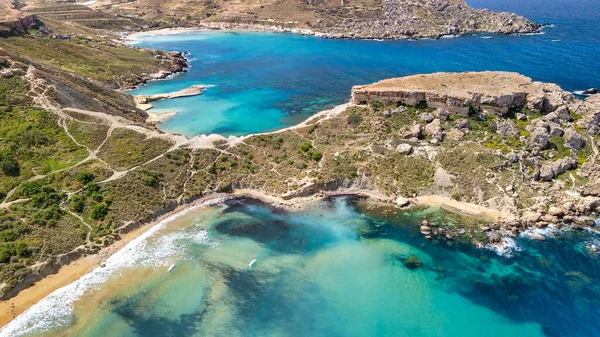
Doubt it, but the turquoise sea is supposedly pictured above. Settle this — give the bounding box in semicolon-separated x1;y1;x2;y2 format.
2;197;599;337
127;0;600;137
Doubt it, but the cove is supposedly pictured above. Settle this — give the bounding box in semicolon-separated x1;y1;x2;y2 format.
5;197;600;337
126;0;600;137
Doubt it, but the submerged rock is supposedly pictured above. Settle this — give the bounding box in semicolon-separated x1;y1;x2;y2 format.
403;255;423;270
583;88;598;95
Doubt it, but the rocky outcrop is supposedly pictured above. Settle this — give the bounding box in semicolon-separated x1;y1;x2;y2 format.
536;157;577;181
424;118;444;144
563;127;584;151
575;94;600;135
352;72;532;114
134;84;205;110
0;0;41;35
128;51;189;89
494;119;519;137
307;0;541;39
351;72;581;119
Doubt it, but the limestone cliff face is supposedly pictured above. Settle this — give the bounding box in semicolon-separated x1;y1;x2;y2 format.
351;72;576;116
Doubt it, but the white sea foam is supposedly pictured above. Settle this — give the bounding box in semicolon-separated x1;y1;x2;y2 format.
480;36;493;39
520;224;565;241
484;237;521;258
0;198;226;337
574;90;595;96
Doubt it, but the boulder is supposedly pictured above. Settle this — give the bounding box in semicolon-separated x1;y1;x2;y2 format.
454;118;470;130
396;143;413;155
549;124;564;137
403;123;422;139
542;112;560;123
494;119;519;137
419;112;435;123
563;127;584;151
548;206;565;217
0;69;13;79
554;106;571;123
516;112;527;121
528;126;550;152
395;196;410;207
575;95;600;135
424;119;444;144
434;108;449;120
537;157;578;181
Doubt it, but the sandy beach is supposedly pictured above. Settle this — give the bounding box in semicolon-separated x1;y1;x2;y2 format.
0;195;228;328
0;220;158;327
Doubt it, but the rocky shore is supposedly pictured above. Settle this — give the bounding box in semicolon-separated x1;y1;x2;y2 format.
351;71;600;246
191;0;541;40
124;51;189;89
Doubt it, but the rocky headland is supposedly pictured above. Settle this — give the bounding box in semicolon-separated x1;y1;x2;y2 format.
351;71;600;239
96;0;541;40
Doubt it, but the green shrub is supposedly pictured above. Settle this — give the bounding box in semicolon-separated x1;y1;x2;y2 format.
347;113;363;126
0;245;14;263
90;203;109;220
141;170;162;188
311;152;323;161
0;151;20;176
70;194;85;213
32;205;62;226
299;142;312;153
76;172;95;185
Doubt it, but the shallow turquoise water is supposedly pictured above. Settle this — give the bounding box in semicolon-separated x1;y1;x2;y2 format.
127;0;600;137
5;197;599;337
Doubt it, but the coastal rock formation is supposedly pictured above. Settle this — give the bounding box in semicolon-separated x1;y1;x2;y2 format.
310;0;540;39
351;72;579;118
134;85;205;110
101;0;539;40
0;0;42;36
352;72;532;114
537;157;577;181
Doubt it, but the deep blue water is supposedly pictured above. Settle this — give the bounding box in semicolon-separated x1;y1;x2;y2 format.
127;0;600;137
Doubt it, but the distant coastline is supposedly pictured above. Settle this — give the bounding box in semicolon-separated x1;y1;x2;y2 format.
123;22;545;43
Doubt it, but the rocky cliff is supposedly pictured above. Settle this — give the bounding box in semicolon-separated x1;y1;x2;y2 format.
0;0;41;36
351;72;577;116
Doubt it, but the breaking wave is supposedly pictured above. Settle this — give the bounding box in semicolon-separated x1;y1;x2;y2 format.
0;198;226;337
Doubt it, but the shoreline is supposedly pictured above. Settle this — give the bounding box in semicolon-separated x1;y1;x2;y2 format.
0;188;503;326
122;22;544;43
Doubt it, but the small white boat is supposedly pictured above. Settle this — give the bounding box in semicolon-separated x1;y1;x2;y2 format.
248;259;257;269
168;264;176;272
